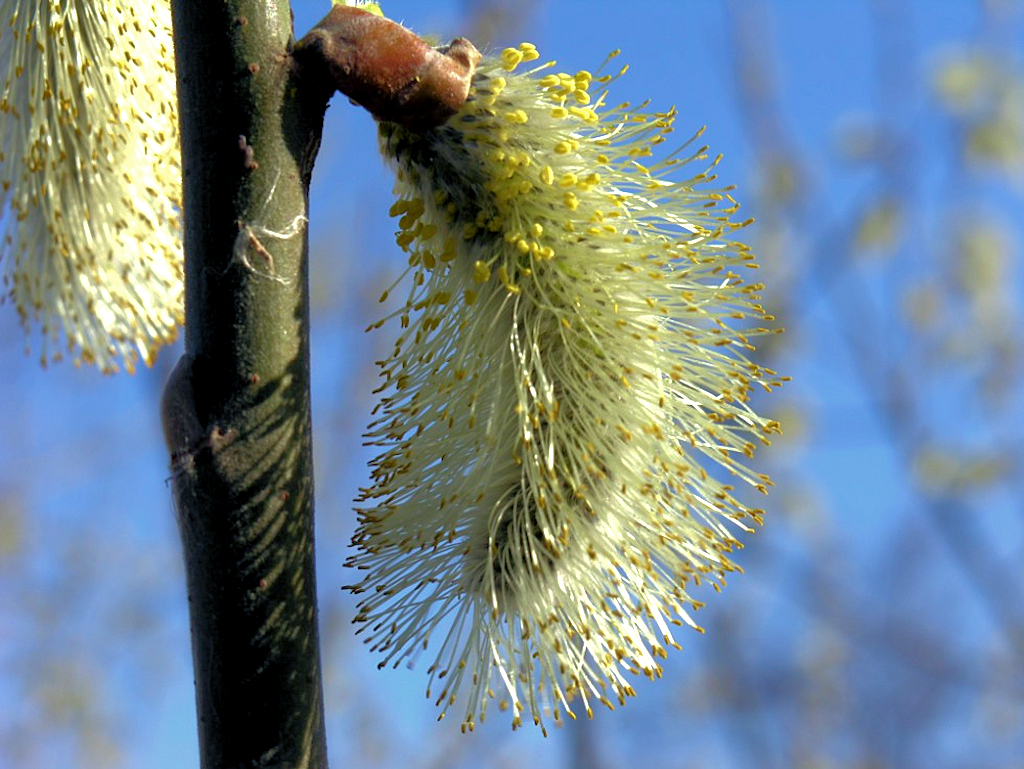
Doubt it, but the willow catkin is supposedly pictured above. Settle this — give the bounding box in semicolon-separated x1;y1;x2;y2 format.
348;42;784;733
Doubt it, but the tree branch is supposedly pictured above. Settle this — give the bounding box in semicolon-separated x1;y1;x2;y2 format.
164;1;329;766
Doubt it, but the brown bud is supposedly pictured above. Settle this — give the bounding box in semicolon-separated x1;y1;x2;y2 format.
293;6;481;132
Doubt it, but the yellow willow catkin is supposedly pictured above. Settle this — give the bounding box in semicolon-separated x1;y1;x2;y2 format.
0;0;182;372
348;42;785;733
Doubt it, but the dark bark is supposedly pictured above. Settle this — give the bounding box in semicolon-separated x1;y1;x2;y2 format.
164;1;329;766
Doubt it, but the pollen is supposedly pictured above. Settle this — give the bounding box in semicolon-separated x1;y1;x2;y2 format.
502;47;524;71
504;109;529;124
517;42;541;62
472;260;491;283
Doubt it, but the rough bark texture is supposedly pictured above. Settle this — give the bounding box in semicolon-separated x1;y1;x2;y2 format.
165;1;328;766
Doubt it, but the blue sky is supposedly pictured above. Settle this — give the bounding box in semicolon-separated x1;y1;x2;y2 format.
2;1;1022;767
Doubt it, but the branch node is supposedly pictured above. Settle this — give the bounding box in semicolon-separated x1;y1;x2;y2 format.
293;6;481;131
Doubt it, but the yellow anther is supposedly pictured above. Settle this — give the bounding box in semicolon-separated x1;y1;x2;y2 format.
563;191;579;210
497;264;520;293
406;198;425;218
504;109;529;124
440;237;458;261
550;106;569;119
554;141;572;155
539;165;555;185
569;106;598;122
502;48;524;71
464;288;478;305
559;172;578;188
539;74;561;88
573;89;591;105
530;222;544;237
473;260;491;283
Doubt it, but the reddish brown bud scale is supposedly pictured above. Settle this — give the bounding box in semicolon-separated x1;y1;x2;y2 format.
293;6;481;132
